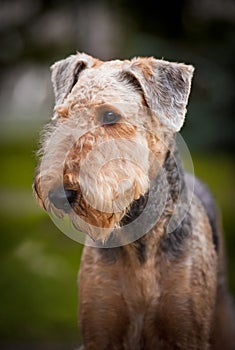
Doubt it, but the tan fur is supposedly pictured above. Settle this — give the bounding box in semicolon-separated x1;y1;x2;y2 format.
79;199;218;350
34;52;235;349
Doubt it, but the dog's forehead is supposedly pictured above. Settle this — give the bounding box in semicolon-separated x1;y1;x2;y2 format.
76;59;125;84
69;59;140;105
90;58;125;71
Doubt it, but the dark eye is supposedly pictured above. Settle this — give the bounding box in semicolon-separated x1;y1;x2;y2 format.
101;111;121;125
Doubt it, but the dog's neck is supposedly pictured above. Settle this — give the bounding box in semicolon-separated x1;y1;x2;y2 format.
121;139;185;227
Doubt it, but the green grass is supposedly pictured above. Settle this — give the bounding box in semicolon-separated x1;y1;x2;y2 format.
0;137;234;343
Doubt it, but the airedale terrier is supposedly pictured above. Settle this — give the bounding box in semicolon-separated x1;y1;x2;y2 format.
34;52;235;350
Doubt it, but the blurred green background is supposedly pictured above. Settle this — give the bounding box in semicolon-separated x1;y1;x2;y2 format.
0;0;234;349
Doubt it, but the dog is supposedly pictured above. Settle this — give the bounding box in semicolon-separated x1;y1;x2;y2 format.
34;52;235;349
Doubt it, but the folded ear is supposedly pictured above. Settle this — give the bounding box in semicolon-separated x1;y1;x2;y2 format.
124;57;194;132
50;52;96;105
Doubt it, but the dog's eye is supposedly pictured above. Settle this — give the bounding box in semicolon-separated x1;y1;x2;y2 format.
101;111;121;125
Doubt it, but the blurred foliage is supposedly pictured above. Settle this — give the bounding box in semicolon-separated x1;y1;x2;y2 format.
0;136;83;347
1;0;235;152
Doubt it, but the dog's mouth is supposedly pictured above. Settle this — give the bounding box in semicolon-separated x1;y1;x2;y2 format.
34;168;149;238
34;165;168;246
48;185;148;222
46;184;149;241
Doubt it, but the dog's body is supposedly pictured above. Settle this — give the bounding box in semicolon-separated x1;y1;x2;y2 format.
78;170;234;350
34;52;235;349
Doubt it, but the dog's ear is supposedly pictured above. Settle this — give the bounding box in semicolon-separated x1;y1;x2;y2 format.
124;57;194;132
50;52;95;105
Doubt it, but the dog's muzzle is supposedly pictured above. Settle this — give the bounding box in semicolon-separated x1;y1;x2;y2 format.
49;188;77;212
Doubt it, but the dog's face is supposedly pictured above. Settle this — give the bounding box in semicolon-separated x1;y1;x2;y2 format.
34;52;193;242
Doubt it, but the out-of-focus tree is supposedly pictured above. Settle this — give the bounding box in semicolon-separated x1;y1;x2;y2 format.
1;0;235;151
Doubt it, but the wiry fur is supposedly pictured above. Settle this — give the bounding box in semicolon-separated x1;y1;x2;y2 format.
34;52;235;349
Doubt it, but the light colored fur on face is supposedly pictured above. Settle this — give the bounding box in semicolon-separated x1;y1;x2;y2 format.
34;52;193;241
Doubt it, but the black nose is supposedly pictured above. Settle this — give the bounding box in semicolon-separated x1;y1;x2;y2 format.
48;188;77;212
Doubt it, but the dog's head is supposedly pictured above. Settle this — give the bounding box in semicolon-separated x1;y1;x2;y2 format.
34;52;194;243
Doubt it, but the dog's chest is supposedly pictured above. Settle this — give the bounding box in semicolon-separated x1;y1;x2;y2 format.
122;253;161;314
119;255;162;347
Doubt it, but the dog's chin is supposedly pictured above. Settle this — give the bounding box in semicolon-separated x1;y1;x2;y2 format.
68;205;125;243
72;218;117;244
69;193;148;244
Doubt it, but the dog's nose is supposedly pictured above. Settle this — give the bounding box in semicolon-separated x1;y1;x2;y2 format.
49;188;77;212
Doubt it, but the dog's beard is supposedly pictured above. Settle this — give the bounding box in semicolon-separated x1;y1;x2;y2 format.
55;134;151;242
67;192;150;245
34;118;169;244
34;165;150;243
65;168;150;243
